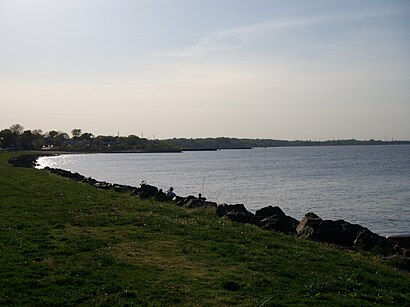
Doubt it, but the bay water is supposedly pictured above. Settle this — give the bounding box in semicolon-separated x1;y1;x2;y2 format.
37;145;410;235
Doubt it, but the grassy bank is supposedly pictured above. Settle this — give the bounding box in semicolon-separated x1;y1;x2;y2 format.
0;152;409;305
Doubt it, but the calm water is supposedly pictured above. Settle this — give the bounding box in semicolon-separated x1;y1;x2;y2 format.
37;145;410;235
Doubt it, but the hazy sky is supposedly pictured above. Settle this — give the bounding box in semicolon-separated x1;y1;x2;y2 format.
1;0;409;140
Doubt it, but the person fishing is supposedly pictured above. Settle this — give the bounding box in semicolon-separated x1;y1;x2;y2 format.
198;193;206;203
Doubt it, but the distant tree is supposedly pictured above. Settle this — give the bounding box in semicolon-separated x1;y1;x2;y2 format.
54;132;70;146
10;124;24;135
20;130;34;149
0;129;14;149
47;130;59;139
71;129;82;139
32;129;45;149
32;129;43;136
126;135;141;145
79;133;94;141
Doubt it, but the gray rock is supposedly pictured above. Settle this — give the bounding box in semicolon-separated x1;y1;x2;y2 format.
255;206;286;219
296;212;323;238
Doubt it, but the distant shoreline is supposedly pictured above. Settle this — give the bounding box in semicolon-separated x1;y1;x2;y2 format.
8;142;410;155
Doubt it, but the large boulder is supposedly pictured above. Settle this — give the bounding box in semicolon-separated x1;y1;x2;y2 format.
130;184;159;198
297;214;366;247
216;204;248;217
255;206;286;219
177;195;196;207
296;212;323;238
226;210;256;224
315;220;365;247
296;213;395;254
138;184;158;198
386;234;410;249
255;206;299;234
216;203;257;224
153;189;168;202
259;215;299;234
354;229;394;255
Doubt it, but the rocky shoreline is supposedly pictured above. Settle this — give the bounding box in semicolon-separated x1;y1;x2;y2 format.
9;154;410;260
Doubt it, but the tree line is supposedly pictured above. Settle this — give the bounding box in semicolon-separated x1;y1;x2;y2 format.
165;137;410;149
0;124;176;152
1;124;408;152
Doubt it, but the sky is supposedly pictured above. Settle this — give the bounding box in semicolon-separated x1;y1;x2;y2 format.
1;0;409;140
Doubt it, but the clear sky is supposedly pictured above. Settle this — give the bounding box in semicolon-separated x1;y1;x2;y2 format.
1;0;409;140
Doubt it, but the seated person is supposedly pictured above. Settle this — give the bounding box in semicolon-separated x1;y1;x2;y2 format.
166;187;176;200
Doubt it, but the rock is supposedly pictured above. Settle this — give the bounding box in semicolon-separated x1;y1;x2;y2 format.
182;198;201;208
296;213;394;254
296;212;323;238
315;220;365;247
82;177;97;185
138;184;158;198
183;199;217;209
46;168;85;182
203;201;218;209
354;229;394;255
131;187;142;196
8;154;41;168
226;210;255;224
216;204;248;217
217;204;258;224
95;182;112;189
153;189;168;202
386;234;410;248
71;172;85;181
174;195;185;204
113;184;127;192
255;206;286;219
297;215;367;247
259;215;299;234
177;195;196;207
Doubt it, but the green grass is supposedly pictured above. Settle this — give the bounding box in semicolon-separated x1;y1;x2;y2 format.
0;152;409;306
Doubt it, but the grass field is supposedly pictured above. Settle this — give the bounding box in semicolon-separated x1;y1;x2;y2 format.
0;152;409;306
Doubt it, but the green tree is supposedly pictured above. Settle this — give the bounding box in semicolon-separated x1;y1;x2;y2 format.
79;133;94;141
71;129;82;139
47;130;59;139
32;129;45;149
10;124;24;135
54;132;69;146
20;130;34;149
0;129;14;149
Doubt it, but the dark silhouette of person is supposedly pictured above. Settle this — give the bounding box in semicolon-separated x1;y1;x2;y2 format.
166;187;176;200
